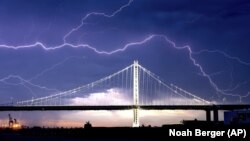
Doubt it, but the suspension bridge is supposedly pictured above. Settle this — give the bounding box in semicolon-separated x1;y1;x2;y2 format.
0;61;250;127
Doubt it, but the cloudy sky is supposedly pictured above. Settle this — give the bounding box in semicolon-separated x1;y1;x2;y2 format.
0;0;250;127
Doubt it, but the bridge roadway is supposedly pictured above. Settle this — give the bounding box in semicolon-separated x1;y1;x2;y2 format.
0;105;250;122
0;105;250;111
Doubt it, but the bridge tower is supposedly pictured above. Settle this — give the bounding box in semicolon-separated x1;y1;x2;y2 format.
133;60;139;127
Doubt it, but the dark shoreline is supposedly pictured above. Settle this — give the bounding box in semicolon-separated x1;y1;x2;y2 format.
1;124;250;141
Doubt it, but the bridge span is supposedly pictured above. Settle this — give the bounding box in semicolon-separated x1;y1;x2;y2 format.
1;61;249;126
1;104;250;122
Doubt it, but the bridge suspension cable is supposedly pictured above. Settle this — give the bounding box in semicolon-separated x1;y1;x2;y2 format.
138;64;210;105
12;61;210;106
15;64;134;106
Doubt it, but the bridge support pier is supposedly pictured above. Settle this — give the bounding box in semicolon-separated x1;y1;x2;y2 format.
133;61;139;127
205;110;211;122
133;107;139;127
213;109;218;122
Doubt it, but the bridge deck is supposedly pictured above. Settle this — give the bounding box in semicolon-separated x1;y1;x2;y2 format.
0;105;250;111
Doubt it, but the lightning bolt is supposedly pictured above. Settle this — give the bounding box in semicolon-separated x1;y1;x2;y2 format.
28;56;86;81
0;35;155;54
193;49;250;102
240;92;250;103
0;55;86;98
0;75;36;97
0;56;86;94
193;49;250;66
0;0;249;103
0;75;60;94
63;0;133;43
1;34;250;102
197;71;224;77
222;81;247;92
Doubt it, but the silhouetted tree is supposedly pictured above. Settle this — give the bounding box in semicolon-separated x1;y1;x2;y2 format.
84;121;92;129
